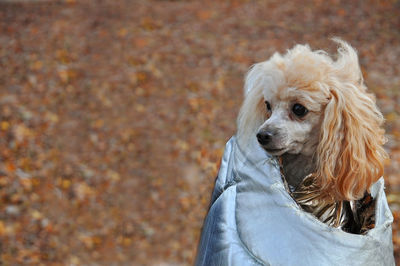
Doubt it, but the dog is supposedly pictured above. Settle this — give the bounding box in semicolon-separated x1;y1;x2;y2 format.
236;39;388;233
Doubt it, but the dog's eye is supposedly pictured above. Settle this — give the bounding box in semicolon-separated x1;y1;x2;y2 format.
265;101;271;112
292;103;308;117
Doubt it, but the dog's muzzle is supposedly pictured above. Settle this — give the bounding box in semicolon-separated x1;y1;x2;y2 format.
256;131;274;145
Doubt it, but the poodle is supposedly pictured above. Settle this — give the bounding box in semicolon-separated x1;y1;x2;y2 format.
236;39;388;233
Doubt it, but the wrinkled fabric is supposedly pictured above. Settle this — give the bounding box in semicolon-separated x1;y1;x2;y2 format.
289;173;376;234
196;137;394;266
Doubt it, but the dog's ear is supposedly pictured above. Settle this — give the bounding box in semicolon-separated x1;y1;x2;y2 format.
316;83;387;201
316;40;387;201
237;55;285;148
237;63;267;147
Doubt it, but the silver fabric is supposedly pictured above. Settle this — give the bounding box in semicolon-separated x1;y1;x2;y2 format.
196;137;395;266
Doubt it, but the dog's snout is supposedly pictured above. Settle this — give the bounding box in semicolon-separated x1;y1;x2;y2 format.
257;131;273;145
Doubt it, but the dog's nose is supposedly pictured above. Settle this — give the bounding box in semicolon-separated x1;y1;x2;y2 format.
256;131;273;145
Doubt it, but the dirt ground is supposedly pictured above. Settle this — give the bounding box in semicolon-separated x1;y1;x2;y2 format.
0;0;399;265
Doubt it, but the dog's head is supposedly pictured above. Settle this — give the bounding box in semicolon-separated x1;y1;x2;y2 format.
237;39;387;200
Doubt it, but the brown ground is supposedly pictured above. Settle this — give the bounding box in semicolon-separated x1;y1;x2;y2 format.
0;0;399;265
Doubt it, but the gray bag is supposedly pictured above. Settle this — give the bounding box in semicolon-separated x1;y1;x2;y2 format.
196;137;395;266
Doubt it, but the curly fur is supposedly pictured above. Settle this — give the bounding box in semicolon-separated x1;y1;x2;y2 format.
237;39;387;201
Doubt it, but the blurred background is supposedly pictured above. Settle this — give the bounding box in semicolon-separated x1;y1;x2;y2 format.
0;0;399;265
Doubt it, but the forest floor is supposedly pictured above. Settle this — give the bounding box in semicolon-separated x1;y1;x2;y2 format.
0;0;399;265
